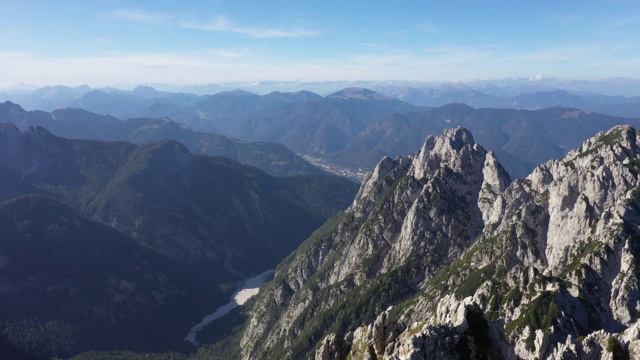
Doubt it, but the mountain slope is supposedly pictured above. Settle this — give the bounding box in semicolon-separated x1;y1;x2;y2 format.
241;125;640;359
374;85;640;118
230;88;423;155
85;140;325;282
329;104;640;179
121;117;325;177
0;194;217;358
0;124;333;285
279;175;360;219
241;127;511;358
371;85;505;108
14;87;639;182
0;101;323;177
192;89;323;123
68;88;200;120
0;85;91;112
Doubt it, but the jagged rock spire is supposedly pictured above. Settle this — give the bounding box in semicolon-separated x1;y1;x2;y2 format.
241;127;513;359
410;126;480;180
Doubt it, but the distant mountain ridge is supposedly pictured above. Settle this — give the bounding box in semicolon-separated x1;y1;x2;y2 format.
8;82;639;126
0;101;323;177
328;103;640;179
3;85;640;180
372;85;640;118
3;80;639;116
2;77;639;110
229;88;423;155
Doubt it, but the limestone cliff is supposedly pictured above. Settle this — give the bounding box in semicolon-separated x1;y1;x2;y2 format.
243;125;640;359
241;127;511;359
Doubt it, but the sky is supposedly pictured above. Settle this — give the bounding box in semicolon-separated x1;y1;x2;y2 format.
1;0;640;88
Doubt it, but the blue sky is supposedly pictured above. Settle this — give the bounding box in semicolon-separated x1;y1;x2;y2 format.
1;0;639;88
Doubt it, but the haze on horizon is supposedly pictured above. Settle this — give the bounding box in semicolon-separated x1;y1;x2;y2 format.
1;0;639;89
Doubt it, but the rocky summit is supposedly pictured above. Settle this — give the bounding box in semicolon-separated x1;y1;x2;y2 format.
241;125;640;359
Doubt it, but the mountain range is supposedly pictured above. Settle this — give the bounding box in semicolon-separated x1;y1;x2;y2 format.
0;124;358;357
2;81;640;359
241;125;640;359
372;86;640;118
3;77;640;110
0;123;359;281
0;101;323;177
327;103;640;179
3;81;640;118
5;85;640;181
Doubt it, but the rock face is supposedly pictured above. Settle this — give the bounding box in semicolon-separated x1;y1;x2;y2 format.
241;125;640;359
241;126;510;359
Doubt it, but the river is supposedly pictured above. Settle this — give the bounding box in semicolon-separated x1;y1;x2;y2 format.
185;269;276;345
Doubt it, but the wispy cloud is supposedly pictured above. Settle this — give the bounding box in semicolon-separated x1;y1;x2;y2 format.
108;9;172;25
192;48;248;59
210;50;244;59
609;13;640;28
506;46;593;62
343;44;630;81
1;42;638;89
418;22;439;34
182;15;320;38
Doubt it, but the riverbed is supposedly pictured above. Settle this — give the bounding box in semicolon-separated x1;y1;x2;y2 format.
185;269;276;345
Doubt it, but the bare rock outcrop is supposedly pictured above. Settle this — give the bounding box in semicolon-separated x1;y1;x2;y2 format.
243;126;640;360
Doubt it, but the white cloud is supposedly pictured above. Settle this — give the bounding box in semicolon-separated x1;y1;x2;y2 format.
108;9;172;25
210;50;245;59
529;74;549;82
182;15;320;38
0;43;638;89
104;10;320;38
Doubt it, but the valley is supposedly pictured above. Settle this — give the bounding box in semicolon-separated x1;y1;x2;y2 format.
185;269;275;346
1;82;640;360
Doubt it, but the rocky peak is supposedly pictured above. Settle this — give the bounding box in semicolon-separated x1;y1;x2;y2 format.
0;125;75;182
327;87;379;100
349;155;413;218
441;126;475;149
567;125;639;166
0;101;26;116
479;150;512;223
241;127;512;359
410;126;485;181
243;125;640;360
132;85;159;97
486;125;640;271
397;125;640;359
